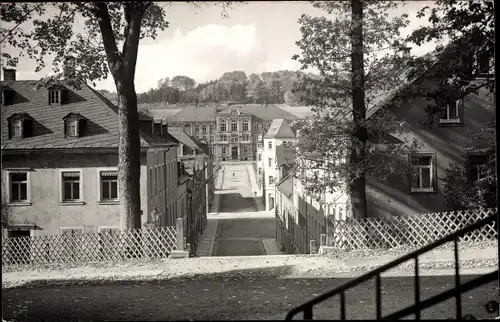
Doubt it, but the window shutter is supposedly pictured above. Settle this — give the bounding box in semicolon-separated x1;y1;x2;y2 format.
8;120;12;139
64;120;68;137
458;98;464;122
48;90;51;105
58;90;63;105
432;153;437;191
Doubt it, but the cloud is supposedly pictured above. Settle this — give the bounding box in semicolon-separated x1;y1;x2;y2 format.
96;24;274;93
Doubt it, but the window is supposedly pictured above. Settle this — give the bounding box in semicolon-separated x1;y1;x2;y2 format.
254;123;258;131
243;146;248;153
202;135;207;140
63;113;86;138
49;89;61;104
231;137;238;143
8;113;33;139
231;120;238;132
439;99;463;124
222;146;226;154
202;125;206;133
220;121;227;132
242;120;249;131
243;134;249;141
100;171;118;201
268;158;272;167
210;136;214;142
61;171;81;202
220;134;227;142
269;176;274;185
212;146;216;155
192;148;196;155
209;124;213;132
9;172;28;203
476;43;493;75
410;154;436;192
467;154;492;182
268;142;272;150
10;119;22;138
184;124;191;134
195;125;199;132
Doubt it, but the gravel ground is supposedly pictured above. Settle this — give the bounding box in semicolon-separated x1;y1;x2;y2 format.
2;274;498;321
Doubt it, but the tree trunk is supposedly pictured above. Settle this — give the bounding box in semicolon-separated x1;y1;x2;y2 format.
116;79;142;230
349;0;368;219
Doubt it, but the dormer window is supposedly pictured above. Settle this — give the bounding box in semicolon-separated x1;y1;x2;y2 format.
7;113;33;139
63;113;87;138
439;98;463;126
48;86;66;105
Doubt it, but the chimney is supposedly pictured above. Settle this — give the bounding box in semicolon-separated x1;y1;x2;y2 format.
153;118;162;136
402;47;411;59
162;119;168;137
63;56;76;79
3;68;16;81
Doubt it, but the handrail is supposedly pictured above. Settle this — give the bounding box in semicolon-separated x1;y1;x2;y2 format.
286;212;497;320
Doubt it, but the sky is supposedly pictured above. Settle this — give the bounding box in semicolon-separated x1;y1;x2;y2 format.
1;1;440;93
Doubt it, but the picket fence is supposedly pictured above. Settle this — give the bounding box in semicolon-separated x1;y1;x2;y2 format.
2;226;177;266
328;208;497;250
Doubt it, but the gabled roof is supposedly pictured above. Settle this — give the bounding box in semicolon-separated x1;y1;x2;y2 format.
167;127;205;155
1;80;177;150
276;175;293;199
264;119;296;139
219;105;300;121
167;105;218;122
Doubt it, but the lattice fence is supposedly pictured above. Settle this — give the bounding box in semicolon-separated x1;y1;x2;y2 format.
2;226;177;266
328;208;497;250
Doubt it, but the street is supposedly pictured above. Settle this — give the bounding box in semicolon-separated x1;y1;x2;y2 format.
212;164;276;256
2;274;497;321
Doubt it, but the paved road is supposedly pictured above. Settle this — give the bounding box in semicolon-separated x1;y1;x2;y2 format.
213;218;276;256
2;275;497;321
218;165;257;213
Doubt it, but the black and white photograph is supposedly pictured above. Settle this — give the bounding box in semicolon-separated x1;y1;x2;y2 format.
1;0;498;320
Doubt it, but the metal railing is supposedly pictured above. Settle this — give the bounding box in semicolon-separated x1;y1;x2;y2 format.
286;212;498;320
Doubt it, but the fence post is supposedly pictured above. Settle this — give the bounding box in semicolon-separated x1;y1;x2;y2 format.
320;233;326;246
176;218;184;250
310;239;317;254
170;217;190;259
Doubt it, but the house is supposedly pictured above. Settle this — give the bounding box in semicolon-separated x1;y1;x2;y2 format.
1;68;180;238
275;40;494;253
155;104;300;162
261;119;297;211
168;126;214;215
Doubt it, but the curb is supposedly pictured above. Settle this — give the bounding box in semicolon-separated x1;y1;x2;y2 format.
208;220;220;257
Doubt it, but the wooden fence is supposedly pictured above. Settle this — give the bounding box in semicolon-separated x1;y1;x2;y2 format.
2;226;177;266
328;208;497;250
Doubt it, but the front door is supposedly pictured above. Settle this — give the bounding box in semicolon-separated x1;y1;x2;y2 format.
231;146;238;160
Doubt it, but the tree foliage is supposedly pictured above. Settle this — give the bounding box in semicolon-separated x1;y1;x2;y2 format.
291;1;422;217
407;0;496;209
136;69;314;106
1;1;238;229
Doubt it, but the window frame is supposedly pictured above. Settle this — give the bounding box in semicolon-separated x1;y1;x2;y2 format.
231;120;238;132
219;121;227;132
49;89;62;105
5;169;31;206
243;146;248;153
466;153;493;184
97;168;119;204
59;169;84;204
438;99;464;126
409;153;437;193
268;141;272;150
242;120;249;131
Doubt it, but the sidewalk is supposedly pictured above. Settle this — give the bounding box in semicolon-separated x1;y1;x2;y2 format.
208;167;224;215
246;164;265;212
196;219;219;257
